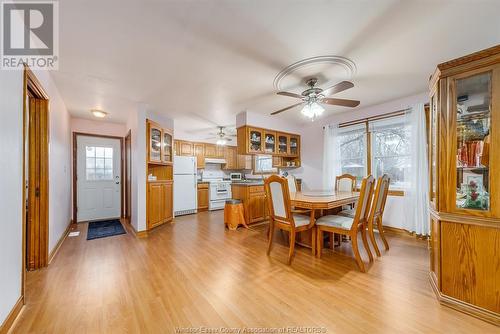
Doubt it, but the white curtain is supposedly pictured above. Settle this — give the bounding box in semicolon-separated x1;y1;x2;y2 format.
322;124;341;190
403;103;430;235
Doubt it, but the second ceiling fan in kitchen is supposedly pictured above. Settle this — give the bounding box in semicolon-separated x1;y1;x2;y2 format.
271;78;360;120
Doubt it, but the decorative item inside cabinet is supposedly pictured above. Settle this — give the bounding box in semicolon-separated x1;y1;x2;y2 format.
264;131;276;154
277;133;288;155
248;127;264;153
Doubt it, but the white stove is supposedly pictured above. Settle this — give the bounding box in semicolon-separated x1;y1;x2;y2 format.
201;171;232;211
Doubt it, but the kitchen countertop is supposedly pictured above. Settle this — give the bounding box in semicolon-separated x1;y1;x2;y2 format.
231;181;264;186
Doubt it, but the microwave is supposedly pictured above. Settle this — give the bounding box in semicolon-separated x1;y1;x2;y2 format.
230;172;242;181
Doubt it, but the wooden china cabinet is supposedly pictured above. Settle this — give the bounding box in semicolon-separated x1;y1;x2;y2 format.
428;45;500;325
146;119;174;231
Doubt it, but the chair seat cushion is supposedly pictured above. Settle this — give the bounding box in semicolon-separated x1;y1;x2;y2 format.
316;215;353;230
293;214;310;227
338;209;355;218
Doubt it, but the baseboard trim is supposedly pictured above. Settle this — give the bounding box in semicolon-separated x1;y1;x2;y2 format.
428;272;499;326
127;221;148;238
0;296;24;334
48;220;73;264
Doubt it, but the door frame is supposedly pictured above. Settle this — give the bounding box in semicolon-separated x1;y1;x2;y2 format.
72;132;124;223
124;130;132;223
22;65;50;295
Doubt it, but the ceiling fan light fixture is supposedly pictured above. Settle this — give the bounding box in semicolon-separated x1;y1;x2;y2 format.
216;138;227;146
301;102;324;120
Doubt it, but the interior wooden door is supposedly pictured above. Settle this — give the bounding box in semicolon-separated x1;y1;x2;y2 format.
125;131;132;221
27;97;49;271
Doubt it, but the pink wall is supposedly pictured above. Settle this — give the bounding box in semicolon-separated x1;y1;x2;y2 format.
71;117;127;137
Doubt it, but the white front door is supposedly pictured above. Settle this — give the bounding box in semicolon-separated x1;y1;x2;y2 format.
77;136;121;222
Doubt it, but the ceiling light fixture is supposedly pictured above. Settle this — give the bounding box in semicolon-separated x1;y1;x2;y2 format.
91;109;107;118
301;101;324;121
216;138;227;146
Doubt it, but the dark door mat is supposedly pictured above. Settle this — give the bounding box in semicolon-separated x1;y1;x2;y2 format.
87;219;126;240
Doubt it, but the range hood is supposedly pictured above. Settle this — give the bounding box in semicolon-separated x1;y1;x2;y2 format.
205;158;227;164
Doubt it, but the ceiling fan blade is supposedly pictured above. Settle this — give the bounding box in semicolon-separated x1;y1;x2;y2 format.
271;102;303;115
277;91;303;99
321;81;354;97
321;98;360;108
223;137;233;141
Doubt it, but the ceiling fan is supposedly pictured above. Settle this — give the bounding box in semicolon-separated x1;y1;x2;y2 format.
205;126;236;145
271;78;360;120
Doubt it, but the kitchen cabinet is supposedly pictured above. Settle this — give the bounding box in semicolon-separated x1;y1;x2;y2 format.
163;129;173;163
147;120;163;163
194;143;205;169
236;126;301;168
237;154;252;170
264;130;277;154
272;156;281;168
224;146;237;170
231;184;268;224
216;145;225;158
428;45;500;322
289;135;300;157
277;133;289;155
204;144;217;158
197;183;209;211
147;119;174;232
179;141;193;156
147;180;173;229
237;126;264;154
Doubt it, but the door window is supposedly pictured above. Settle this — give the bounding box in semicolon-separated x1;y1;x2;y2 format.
86;146;113;180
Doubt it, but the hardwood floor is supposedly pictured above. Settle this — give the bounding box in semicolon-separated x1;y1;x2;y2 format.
12;211;498;333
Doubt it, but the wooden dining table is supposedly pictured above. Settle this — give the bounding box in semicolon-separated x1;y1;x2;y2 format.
289;190;360;250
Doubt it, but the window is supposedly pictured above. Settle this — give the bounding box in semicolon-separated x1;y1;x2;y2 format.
254;155;277;174
370;117;410;190
336;114;411;192
86;146;113;180
339;123;367;184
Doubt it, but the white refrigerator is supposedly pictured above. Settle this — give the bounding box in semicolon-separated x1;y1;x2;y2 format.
173;156;198;216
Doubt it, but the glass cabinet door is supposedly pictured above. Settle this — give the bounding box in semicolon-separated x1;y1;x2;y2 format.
163;131;172;163
455;71;491;211
278;134;288;155
248;128;263;153
264;131;276;154
290;136;299;156
150;126;162;162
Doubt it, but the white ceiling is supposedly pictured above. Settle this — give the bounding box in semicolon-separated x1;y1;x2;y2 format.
53;0;500;135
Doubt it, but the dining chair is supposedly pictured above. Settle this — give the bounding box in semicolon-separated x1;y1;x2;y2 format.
316;175;375;272
338;174;391;256
286;175;298;193
335;174;357;192
264;175;316;264
366;174;390;256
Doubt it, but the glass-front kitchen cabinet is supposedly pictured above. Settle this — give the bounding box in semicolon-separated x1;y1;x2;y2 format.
147;119;173;165
428;45;500;322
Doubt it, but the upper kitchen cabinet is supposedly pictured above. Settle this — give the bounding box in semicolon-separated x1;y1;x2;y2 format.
238;126;264;154
162;129;173;163
204;143;217;158
264;131;276;154
277;133;289;155
179;141;193;156
147;120;173;165
289;135;300;157
223;146;237;169
193;143;205;169
428;45;500;322
237;126;301;161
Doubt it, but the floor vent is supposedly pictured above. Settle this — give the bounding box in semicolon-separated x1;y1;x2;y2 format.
69;231;80;237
